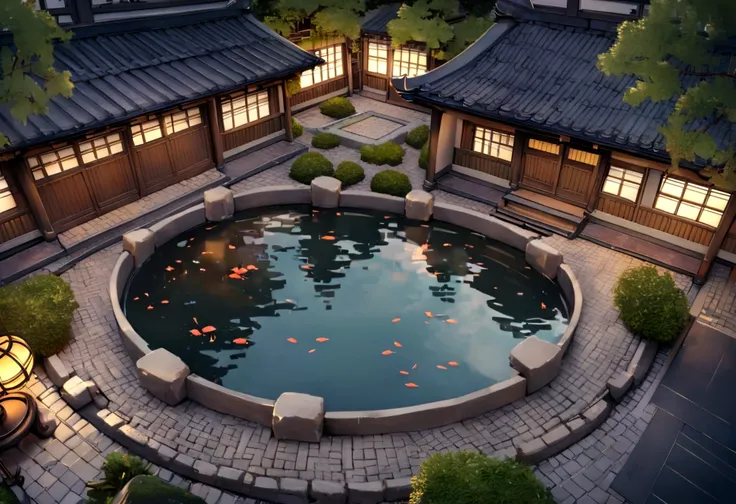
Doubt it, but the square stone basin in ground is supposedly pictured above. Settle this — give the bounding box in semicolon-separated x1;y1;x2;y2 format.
319;111;425;149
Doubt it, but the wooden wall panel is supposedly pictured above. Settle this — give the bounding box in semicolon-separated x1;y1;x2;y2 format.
0;165;37;244
521;153;558;193
557;163;595;206
0;213;37;243
168;126;213;179
222;115;284;152
597;194;637;221
136;142;176;194
85;156;139;213
364;73;388;92
453;148;511;180
634;207;714;246
292;77;349;107
37;173;97;231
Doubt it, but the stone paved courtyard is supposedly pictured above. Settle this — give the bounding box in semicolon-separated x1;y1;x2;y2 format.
3;95;734;504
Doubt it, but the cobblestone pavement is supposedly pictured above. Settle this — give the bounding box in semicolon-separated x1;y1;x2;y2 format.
57;169;225;250
697;263;736;336
294;94;429;130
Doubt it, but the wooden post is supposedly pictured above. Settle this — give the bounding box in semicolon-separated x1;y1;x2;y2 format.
587;150;611;213
121;127;145;197
345;40;354;97
281;82;294;143
386;44;394;101
695;195;736;284
424;108;443;191
509;130;527;189
207;97;225;168
15;160;55;241
566;0;581;17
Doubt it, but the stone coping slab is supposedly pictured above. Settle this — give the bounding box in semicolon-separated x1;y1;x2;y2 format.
110;185;582;437
317;111;424;150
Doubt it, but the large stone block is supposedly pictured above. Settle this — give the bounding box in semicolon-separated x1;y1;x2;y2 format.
32;405;58;439
510;336;563;394
272;392;324;442
607;371;634;402
44;355;71;388
347;481;385;504
311;176;342;208
136;349;190;406
627;339;658;385
310;480;347;504
122;229;155;268
405;190;434;221
61;376;92;410
526;240;563;280
150;204;206;247
204;186;234;222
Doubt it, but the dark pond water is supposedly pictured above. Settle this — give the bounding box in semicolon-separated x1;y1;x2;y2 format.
124;206;569;411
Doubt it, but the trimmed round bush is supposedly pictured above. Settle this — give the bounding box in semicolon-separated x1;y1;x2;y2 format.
360;141;405;166
87;453;153;503
419;140;429;170
410;452;555;504
319;97;355;119
289;152;334;184
0;274;78;357
334;161;365;187
291;117;303;138
106;476;206;504
311;132;341;149
370;169;412;197
614;265;689;344
406;124;429;149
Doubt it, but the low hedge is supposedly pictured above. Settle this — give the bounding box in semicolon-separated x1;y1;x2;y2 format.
334;161;365;187
291;117;303;138
311;132;341;149
419;141;429;170
410;452;555;504
108;476;206;504
319;97;355;119
0;274;78;357
360;141;405;166
406;124;429;149
87;453;152;504
370;169;412;197
614;265;689;344
289;152;334;184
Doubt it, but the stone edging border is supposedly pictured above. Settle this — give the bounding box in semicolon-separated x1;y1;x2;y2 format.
315;111;425;150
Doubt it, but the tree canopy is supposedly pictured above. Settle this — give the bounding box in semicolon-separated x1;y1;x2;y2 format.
257;0;366;41
598;0;736;185
0;0;73;148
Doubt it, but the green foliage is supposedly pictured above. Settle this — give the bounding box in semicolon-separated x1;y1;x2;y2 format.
360;141;405;166
387;0;457;49
0;274;78;357
437;16;494;60
334;161;365;187
284;74;301;97
319;97;356;118
614;265;689;344
598;0;736;182
291;117;304;138
261;0;365;40
409;451;555;504
419;140;429;169
87;453;153;504
311;132;341;149
108;475;206;504
0;483;19;504
289;152;335;184
370;169;412;196
405;124;430;149
0;1;74;147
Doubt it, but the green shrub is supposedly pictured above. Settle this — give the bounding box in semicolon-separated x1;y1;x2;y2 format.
319;97;355;119
311;132;341;149
370;169;412;197
410;452;554;504
419;141;429;170
87;453;152;504
334;161;365;187
614;265;689;344
109;475;206;504
0;274;78;357
291;117;303;138
0;483;19;504
289;152;334;184
406;124;429;149
360;141;405;166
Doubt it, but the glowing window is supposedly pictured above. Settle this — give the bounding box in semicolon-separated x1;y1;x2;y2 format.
26;146;79;180
472;127;514;162
220;91;270;131
367;42;388;75
527;139;561;155
131;120;163;146
654;177;730;228
0;175;17;214
164;107;202;135
567;148;600;166
300;45;344;88
392;47;427;78
601;166;643;202
78;133;124;164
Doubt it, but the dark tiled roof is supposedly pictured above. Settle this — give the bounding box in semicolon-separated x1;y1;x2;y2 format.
0;12;321;152
394;18;735;166
361;3;401;34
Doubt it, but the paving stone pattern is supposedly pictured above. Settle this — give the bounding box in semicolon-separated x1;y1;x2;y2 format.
697;263;736;336
6;96;726;504
294;94;429;130
340;116;405;139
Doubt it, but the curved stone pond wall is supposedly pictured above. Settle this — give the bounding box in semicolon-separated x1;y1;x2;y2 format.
110;178;583;438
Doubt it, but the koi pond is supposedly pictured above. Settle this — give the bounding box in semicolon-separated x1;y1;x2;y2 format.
124;206;570;411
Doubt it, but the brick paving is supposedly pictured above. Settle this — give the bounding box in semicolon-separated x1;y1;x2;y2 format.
340;116;405;139
696;263;736;336
4;95;729;504
294;94;429;130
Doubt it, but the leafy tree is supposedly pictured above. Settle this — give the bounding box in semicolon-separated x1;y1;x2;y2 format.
598;0;736;185
259;0;366;40
437;15;494;60
0;0;73;148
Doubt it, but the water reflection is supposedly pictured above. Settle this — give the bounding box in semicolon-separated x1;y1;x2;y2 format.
124;206;569;410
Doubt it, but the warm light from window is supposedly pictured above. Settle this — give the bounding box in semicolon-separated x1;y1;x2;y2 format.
164;107;202;135
392;47;427;78
567;148;600;166
601;166;643;202
221;91;270;131
654;177;730;227
528;139;561;155
472;127;514;162
26;146;79;180
300;45;344;88
367;42;388;75
0;176;17;214
79;133;124;164
131;120;163;146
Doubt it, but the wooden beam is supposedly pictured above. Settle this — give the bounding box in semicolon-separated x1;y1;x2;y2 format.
566;0;581;17
122;126;145;197
587;150;611;213
424;108;443;191
15;159;55;241
345;41;354;96
509;130;527;189
207;97;225;168
281;83;294;143
695;195;736;284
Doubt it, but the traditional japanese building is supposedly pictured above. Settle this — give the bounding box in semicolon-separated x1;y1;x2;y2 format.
393;0;736;283
0;0;320;252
